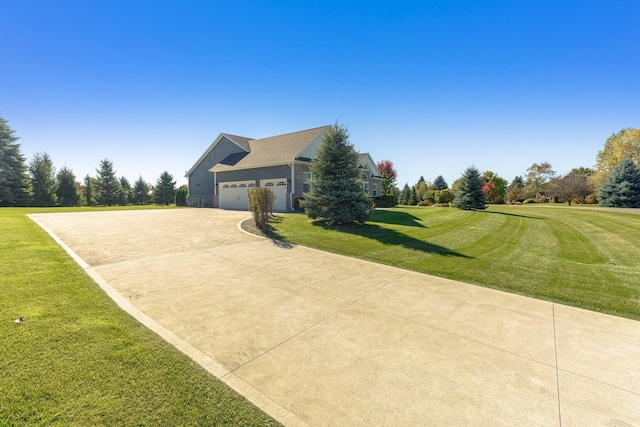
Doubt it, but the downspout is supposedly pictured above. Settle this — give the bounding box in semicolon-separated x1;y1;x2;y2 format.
290;163;295;211
213;171;217;207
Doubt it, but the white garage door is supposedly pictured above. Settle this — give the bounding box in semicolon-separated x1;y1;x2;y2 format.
261;179;288;211
219;181;255;210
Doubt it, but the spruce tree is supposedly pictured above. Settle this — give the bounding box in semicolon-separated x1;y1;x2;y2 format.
398;183;411;205
453;166;487;210
302;123;370;224
433;175;448;190
56;166;80;207
408;186;418;205
0;116;31;206
133;175;151;205
96;159;121;205
597;158;640;207
155;171;176;205
29;151;57;206
83;175;97;206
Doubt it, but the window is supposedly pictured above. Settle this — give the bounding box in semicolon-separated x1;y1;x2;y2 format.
222;184;229;189
373;183;378;197
230;184;238;188
248;183;255;187
277;181;287;186
303;172;312;192
265;182;274;187
239;183;246;188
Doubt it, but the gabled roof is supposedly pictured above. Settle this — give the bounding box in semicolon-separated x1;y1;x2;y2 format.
359;153;382;177
186;132;252;177
211;125;330;172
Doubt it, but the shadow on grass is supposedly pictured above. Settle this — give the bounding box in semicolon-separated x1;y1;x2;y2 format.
484;210;543;220
267;215;469;258
367;210;426;227
327;222;471;258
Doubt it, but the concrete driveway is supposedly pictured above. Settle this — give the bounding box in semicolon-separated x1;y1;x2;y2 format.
30;209;640;426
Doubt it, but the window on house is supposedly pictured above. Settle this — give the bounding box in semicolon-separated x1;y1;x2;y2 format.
303;172;312;192
373;183;378;197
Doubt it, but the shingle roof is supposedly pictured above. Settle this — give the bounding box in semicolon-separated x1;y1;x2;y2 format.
222;134;253;151
211;125;329;172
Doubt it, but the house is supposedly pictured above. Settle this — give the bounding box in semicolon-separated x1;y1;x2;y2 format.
186;125;384;211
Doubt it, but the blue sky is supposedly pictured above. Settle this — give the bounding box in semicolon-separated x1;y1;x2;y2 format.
2;1;639;188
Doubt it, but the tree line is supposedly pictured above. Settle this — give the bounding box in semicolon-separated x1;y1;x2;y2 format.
1;116;185;207
376;127;640;209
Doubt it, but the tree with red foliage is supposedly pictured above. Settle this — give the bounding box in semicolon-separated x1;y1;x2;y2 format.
482;181;497;201
376;160;398;195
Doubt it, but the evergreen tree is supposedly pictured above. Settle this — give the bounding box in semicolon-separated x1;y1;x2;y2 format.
56;166;80;206
119;176;132;205
433;175;448;190
29;151;57;206
302;123;370;224
175;184;188;206
453;166;487;210
133;175;151;205
597;158;640;208
408;186;418;205
96;159;121;206
83;174;97;206
155;171;176;205
398;183;411;205
0;116;31;206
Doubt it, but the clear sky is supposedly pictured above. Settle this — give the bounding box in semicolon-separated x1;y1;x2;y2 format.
2;1;639;188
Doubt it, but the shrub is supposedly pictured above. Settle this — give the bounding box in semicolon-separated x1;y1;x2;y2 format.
248;187;273;230
433;203;451;207
417;200;432;206
522;198;537;204
584;193;598;204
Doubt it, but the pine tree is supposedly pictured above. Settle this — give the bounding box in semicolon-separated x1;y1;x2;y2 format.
0;116;31;206
29;152;57;206
453;167;487;210
302;123;370;224
133;175;151;205
56;166;80;206
597;158;640;208
155;171;176;205
96;159;121;206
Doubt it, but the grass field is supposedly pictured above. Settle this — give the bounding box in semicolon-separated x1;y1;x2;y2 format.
1;207;280;426
268;205;640;320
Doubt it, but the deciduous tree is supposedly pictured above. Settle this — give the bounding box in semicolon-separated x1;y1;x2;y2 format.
302;123;370;224
453;167;486;210
375;160;398;196
525;162;555;199
595;128;640;188
0;116;31;206
548;172;591;205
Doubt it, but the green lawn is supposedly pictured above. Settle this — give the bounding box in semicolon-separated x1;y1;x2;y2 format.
1;207;280;426
268;205;640;320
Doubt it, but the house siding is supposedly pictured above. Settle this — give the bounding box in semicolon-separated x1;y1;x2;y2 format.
187;137;246;207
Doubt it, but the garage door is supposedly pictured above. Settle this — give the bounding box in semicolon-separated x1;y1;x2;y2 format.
219;181;255;210
261;179;288;211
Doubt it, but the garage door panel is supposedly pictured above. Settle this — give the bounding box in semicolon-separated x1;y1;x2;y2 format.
219;181;255;210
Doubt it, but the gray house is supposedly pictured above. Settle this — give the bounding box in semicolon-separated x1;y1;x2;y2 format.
186;125;384;211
